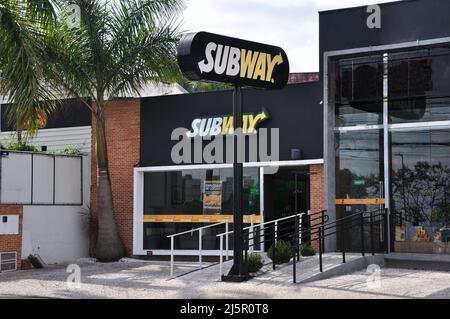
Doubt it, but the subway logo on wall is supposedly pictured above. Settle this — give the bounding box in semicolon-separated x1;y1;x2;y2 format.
186;109;270;138
177;32;290;90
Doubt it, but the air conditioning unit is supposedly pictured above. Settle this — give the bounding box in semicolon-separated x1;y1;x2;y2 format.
0;252;17;272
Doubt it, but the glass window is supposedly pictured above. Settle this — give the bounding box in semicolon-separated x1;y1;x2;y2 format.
142;167;260;250
143;167;260;215
335;130;384;200
389;47;450;123
391;129;450;253
143;222;232;250
334;56;384;127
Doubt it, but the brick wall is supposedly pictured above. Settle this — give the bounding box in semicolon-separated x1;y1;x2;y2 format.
0;205;23;270
91;99;141;256
309;164;324;252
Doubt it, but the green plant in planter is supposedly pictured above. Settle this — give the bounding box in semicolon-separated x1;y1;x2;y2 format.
301;242;316;256
267;240;292;265
2;139;39;152
53;145;83;156
245;252;263;274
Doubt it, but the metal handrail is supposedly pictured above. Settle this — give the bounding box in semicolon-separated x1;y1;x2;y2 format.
216;212;308;278
286;208;387;283
217;212;315;238
167;221;229;277
235;208;386;284
167;222;228;238
238;211;329;240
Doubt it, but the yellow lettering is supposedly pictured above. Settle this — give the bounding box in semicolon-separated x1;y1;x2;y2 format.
253;53;267;81
243;115;250;133
247;111;268;133
266;53;283;83
240;49;259;79
222;116;233;135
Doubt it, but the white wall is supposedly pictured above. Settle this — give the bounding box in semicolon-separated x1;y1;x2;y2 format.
21;205;89;264
20;154;91;264
0;215;19;235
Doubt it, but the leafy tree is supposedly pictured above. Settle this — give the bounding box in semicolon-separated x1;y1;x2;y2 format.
44;0;183;261
1;0;185;261
0;0;57;135
392;162;450;225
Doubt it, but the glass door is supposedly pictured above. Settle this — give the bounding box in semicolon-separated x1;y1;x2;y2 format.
335;129;385;252
263;167;309;250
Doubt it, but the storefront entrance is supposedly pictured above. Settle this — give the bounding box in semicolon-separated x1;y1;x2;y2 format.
134;162;321;256
264;167;310;250
329;44;450;254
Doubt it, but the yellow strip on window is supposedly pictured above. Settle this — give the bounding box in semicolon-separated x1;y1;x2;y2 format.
335;198;385;205
143;214;261;224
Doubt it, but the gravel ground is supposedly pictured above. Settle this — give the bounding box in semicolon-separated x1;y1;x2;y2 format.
1;259;450;299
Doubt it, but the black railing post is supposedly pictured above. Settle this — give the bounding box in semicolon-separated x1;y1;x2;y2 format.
321;211;325;254
272;226;276;270
318;227;323;272
360;212;365;257
292;238;297;284
371;210;375;256
341;218;346;264
295;215;300;261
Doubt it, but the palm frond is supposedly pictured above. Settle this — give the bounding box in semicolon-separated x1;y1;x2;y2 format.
106;0;185;98
0;0;58;134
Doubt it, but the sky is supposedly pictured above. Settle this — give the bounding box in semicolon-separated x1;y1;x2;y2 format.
182;0;400;72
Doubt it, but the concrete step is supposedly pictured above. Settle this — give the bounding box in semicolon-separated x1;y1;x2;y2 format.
384;253;450;271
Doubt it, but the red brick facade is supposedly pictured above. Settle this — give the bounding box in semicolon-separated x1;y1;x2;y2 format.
0;205;23;270
309;164;325;252
91;99;141;256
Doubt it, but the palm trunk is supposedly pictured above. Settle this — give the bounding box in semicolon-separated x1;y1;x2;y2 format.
95;110;125;262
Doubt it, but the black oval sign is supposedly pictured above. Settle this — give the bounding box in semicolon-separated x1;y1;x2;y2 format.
177;32;290;90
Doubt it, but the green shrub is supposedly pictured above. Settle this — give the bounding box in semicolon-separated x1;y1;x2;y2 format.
53;145;83;156
245;252;263;273
1;139;39;152
267;240;292;265
301;242;316;256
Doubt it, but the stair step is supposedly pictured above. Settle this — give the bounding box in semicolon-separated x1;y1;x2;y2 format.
384;253;450;271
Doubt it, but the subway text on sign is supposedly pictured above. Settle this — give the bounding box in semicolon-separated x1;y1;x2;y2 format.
198;42;284;83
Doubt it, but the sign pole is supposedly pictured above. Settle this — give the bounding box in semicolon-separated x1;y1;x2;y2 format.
223;85;247;282
176;31;289;282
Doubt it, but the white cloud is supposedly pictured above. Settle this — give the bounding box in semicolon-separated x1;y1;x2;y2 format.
182;0;399;71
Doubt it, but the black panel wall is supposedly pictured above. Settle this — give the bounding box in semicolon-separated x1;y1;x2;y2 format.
140;82;323;167
319;0;450;74
1;98;91;132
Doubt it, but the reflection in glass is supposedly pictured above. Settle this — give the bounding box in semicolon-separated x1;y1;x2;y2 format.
391;130;450;253
334;56;384;127
335;130;384;252
389;47;450;123
335;130;384;200
142;167;260;250
144;168;260;215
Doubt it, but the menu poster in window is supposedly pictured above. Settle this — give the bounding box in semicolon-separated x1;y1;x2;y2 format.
203;181;223;214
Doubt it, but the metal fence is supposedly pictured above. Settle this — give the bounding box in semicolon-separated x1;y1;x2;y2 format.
0;150;83;205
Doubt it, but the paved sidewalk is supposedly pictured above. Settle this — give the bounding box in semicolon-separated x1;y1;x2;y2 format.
1;258;450;299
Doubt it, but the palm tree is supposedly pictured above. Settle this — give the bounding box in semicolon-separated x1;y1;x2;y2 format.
46;0;184;261
0;0;57;134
